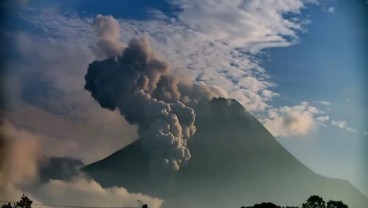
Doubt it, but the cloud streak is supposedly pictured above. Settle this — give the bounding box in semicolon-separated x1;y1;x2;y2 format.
331;120;357;133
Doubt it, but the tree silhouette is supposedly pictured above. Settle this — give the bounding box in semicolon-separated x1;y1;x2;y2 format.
326;200;348;208
241;202;281;208
15;195;33;208
302;195;326;208
1;195;33;208
240;195;348;208
1;203;13;208
253;202;280;208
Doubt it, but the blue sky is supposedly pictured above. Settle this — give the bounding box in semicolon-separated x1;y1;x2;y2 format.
262;0;368;195
1;0;367;203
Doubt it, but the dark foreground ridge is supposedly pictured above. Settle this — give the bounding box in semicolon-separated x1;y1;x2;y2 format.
83;98;368;208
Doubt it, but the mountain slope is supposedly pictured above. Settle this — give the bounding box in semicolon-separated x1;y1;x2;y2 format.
83;98;368;208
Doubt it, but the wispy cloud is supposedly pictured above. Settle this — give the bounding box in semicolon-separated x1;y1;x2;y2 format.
331;120;357;133
328;7;335;13
315;100;331;106
173;0;316;52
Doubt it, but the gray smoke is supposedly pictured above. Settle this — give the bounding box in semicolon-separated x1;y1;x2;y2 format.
85;15;224;174
85;36;194;173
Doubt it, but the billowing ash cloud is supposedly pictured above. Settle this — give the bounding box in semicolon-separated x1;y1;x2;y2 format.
85;41;194;172
85;16;223;174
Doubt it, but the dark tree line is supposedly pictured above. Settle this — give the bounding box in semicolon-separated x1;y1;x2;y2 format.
1;195;33;208
241;195;348;208
1;194;348;208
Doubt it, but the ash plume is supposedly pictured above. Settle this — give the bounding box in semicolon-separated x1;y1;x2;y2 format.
92;15;125;58
85;24;186;174
85;15;224;175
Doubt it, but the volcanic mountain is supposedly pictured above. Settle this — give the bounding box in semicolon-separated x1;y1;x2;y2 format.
83;98;368;208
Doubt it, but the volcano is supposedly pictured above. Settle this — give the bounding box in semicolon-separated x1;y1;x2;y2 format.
83;98;367;208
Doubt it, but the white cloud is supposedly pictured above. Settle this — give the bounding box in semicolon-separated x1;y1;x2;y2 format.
332;120;347;128
328;7;335;13
30;175;163;208
261;102;326;137
331;120;357;133
345;127;357;133
0;175;163;208
315;100;331;106
173;0;316;51
316;115;330;122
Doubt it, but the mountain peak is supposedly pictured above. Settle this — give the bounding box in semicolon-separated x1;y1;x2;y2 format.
83;98;368;208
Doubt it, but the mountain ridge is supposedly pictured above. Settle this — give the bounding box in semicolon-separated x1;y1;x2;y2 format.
83;98;368;208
